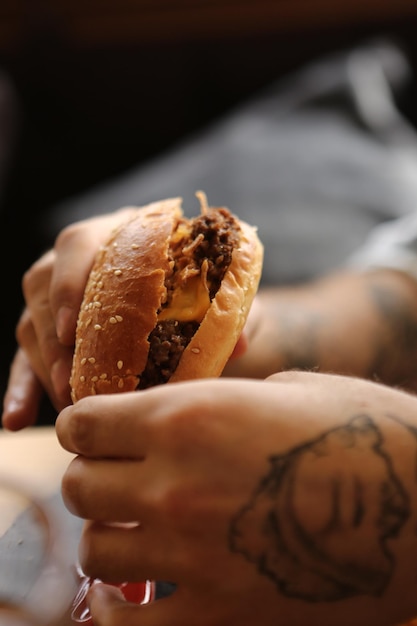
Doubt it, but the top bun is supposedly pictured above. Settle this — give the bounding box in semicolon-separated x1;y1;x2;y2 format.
70;195;263;402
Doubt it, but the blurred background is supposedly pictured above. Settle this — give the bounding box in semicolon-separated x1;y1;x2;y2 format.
1;0;417;410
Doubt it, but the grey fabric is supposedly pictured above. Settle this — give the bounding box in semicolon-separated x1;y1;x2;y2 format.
45;39;417;285
348;210;417;278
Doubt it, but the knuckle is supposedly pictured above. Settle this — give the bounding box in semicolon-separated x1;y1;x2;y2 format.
21;250;54;300
38;333;63;366
54;221;84;250
156;483;191;527
21;265;38;300
15;309;32;345
61;457;85;515
163;406;211;454
78;530;102;578
65;401;98;455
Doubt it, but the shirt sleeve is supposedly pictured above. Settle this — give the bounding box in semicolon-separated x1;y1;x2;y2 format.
346;211;417;280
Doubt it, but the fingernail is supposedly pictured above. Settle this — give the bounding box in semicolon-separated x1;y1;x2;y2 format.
3;398;21;414
2;398;29;431
2;398;21;426
56;306;74;341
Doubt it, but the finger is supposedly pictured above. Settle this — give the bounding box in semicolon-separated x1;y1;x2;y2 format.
88;582;189;626
228;331;248;360
56;376;261;459
16;308;57;399
16;308;72;410
56;377;262;459
21;251;64;369
21;252;74;405
61;457;149;522
50;208;140;346
61;453;177;528
55;389;160;457
79;521;180;584
265;369;323;384
2;348;44;430
222;295;262;375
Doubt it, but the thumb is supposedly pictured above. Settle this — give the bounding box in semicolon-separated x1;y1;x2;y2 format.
229;331;249;360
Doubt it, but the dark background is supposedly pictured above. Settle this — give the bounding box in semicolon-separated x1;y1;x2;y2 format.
1;0;417;409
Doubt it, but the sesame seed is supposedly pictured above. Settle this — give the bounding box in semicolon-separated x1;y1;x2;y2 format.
80;376;86;382
131;243;139;249
99;373;107;379
114;269;122;276
88;357;96;364
109;317;117;324
94;301;102;308
81;357;87;365
91;376;98;382
191;348;200;354
94;324;102;331
115;315;123;322
97;281;103;289
118;379;124;389
117;360;123;370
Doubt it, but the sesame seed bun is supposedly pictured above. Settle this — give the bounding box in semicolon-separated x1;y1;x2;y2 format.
70;194;263;402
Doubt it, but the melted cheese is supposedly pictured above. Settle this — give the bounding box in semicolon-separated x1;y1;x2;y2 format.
158;274;211;323
171;221;190;243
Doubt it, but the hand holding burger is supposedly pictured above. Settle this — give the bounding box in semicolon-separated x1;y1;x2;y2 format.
2;193;262;429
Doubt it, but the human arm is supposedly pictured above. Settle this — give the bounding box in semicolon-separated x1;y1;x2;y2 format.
226;209;417;388
225;208;417;391
224;267;417;392
56;371;417;626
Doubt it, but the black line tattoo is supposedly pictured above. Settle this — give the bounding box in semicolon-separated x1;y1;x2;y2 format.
229;415;410;602
271;306;323;372
385;413;417;538
368;282;417;385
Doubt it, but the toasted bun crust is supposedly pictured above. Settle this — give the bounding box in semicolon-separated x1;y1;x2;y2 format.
70;198;182;401
70;196;263;402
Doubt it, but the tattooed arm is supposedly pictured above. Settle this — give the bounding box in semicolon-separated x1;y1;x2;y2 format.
224;268;417;393
56;371;417;626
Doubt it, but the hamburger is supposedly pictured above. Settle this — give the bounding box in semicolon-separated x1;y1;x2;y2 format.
70;192;263;402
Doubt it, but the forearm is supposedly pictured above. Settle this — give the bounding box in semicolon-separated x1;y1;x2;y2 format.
225;268;417;391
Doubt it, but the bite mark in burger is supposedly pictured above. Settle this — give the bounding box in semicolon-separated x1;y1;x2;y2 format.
70;192;263;402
